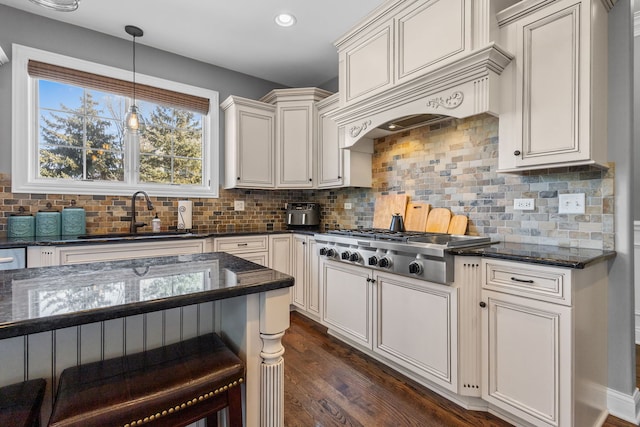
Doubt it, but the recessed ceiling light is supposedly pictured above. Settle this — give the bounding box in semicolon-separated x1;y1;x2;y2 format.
28;0;79;12
275;13;296;27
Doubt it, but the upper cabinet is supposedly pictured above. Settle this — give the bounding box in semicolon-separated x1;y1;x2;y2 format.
497;0;610;171
331;0;517;149
261;88;331;189
222;89;372;190
221;96;276;189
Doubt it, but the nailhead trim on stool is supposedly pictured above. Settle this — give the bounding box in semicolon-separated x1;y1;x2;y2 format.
48;333;245;427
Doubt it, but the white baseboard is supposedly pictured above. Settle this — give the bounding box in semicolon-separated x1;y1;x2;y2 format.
607;387;640;425
636;311;640;344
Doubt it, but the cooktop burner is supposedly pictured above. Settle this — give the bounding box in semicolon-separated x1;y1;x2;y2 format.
327;228;441;242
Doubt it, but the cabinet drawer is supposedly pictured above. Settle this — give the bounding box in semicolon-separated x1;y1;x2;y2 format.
482;259;571;305
214;236;268;253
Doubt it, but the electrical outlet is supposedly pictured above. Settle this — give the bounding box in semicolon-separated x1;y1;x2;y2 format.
513;198;535;210
558;193;585;214
344;202;352;210
234;200;245;211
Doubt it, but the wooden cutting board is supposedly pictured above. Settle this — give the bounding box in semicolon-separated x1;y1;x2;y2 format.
372;194;408;229
404;202;430;232
447;214;468;235
425;208;451;233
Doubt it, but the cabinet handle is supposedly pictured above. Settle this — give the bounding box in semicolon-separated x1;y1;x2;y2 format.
237;243;248;247
510;276;534;284
513;150;521;156
479;301;487;308
366;278;371;282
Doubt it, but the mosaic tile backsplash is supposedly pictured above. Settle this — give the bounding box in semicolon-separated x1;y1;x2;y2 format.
0;114;614;250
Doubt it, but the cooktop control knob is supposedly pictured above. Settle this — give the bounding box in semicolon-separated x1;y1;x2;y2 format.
378;257;392;268
341;251;351;260
319;247;328;256
322;248;336;258
408;261;423;275
368;256;378;266
349;252;361;262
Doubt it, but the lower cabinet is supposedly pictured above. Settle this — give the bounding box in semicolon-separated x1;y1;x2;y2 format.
268;234;292;275
213;235;269;266
374;271;458;392
480;258;608;427
291;234;321;320
27;239;208;267
321;259;458;391
321;260;373;348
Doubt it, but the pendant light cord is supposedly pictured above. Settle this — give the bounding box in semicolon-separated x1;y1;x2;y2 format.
132;33;136;104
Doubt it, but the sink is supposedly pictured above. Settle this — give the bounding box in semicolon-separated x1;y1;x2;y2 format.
77;231;195;239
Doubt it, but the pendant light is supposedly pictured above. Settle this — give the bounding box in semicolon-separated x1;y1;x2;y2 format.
124;25;146;134
28;0;79;12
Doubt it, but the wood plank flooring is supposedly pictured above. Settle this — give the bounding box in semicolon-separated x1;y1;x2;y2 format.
283;312;637;427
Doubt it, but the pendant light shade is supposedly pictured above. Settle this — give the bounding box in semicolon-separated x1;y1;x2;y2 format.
124;25;146;135
28;0;79;12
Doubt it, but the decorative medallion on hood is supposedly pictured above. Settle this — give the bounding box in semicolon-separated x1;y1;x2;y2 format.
330;0;518;149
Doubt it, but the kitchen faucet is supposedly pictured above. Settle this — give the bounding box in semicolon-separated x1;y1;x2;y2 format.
130;190;154;233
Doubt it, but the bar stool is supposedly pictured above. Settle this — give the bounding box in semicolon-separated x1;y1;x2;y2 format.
48;333;244;427
0;378;47;427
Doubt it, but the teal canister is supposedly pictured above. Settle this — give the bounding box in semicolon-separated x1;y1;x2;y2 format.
36;202;61;237
7;207;35;238
61;199;86;235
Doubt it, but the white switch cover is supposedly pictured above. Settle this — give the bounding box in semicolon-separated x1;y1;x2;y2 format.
558;193;585;214
234;200;245;211
344;203;352;210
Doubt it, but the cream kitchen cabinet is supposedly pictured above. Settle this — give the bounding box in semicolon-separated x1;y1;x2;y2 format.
260;88;331;189
316;94;372;188
497;0;609;171
221;95;276;189
480;258;608;427
290;234;321;320
321;259;373;348
373;270;458;392
213;235;269;266
268;234;292;275
26;238;207;267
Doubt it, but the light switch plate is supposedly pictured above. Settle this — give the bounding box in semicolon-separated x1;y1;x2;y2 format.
234;200;245;211
558;193;585;214
344;203;352;210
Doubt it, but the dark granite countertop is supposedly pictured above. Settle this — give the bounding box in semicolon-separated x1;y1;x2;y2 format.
0;228;320;248
451;242;616;269
0;252;294;339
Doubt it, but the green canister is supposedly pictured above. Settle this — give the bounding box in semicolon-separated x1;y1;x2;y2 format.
36;202;61;237
7;207;35;238
61;199;86;235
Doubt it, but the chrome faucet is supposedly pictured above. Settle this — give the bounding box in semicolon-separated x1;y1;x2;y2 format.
130;190;154;233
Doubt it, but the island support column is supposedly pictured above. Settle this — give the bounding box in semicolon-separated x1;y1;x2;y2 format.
219;287;291;427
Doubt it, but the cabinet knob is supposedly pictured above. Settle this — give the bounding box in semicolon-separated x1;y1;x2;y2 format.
309;178;312;182
479;301;487;308
337;176;342;179
513;150;521;156
237;177;240;180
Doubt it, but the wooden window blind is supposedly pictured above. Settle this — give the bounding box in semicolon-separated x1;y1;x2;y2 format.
28;60;210;114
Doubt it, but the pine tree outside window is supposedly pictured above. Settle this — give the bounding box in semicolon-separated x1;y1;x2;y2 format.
12;45;219;198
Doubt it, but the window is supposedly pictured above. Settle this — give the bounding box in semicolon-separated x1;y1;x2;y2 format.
12;45;219;197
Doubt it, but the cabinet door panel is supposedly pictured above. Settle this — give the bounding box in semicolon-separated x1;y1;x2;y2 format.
306;238;320;316
397;0;465;81
322;261;372;348
278;105;313;187
345;26;393;103
239;110;275;186
516;1;584;166
291;235;307;308
375;273;457;391
482;290;571;426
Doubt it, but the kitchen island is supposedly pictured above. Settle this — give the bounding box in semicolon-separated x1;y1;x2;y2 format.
0;252;294;427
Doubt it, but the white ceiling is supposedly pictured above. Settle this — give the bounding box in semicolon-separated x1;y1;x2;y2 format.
0;0;385;87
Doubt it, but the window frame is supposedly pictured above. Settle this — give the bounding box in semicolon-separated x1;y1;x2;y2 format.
11;44;219;198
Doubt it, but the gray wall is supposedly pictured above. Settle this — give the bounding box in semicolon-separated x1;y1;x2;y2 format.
0;4;286;175
635;1;640;220
608;0;636;398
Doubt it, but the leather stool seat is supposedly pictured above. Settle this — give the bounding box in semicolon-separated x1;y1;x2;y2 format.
0;378;46;427
48;333;244;427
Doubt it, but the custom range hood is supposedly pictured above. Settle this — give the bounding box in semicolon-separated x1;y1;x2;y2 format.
329;0;517;150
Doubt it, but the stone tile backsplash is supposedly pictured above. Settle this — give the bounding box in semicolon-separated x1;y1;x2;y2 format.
0;114;614;250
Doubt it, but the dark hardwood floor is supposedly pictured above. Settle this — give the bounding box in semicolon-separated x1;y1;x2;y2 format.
283;312;637;427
